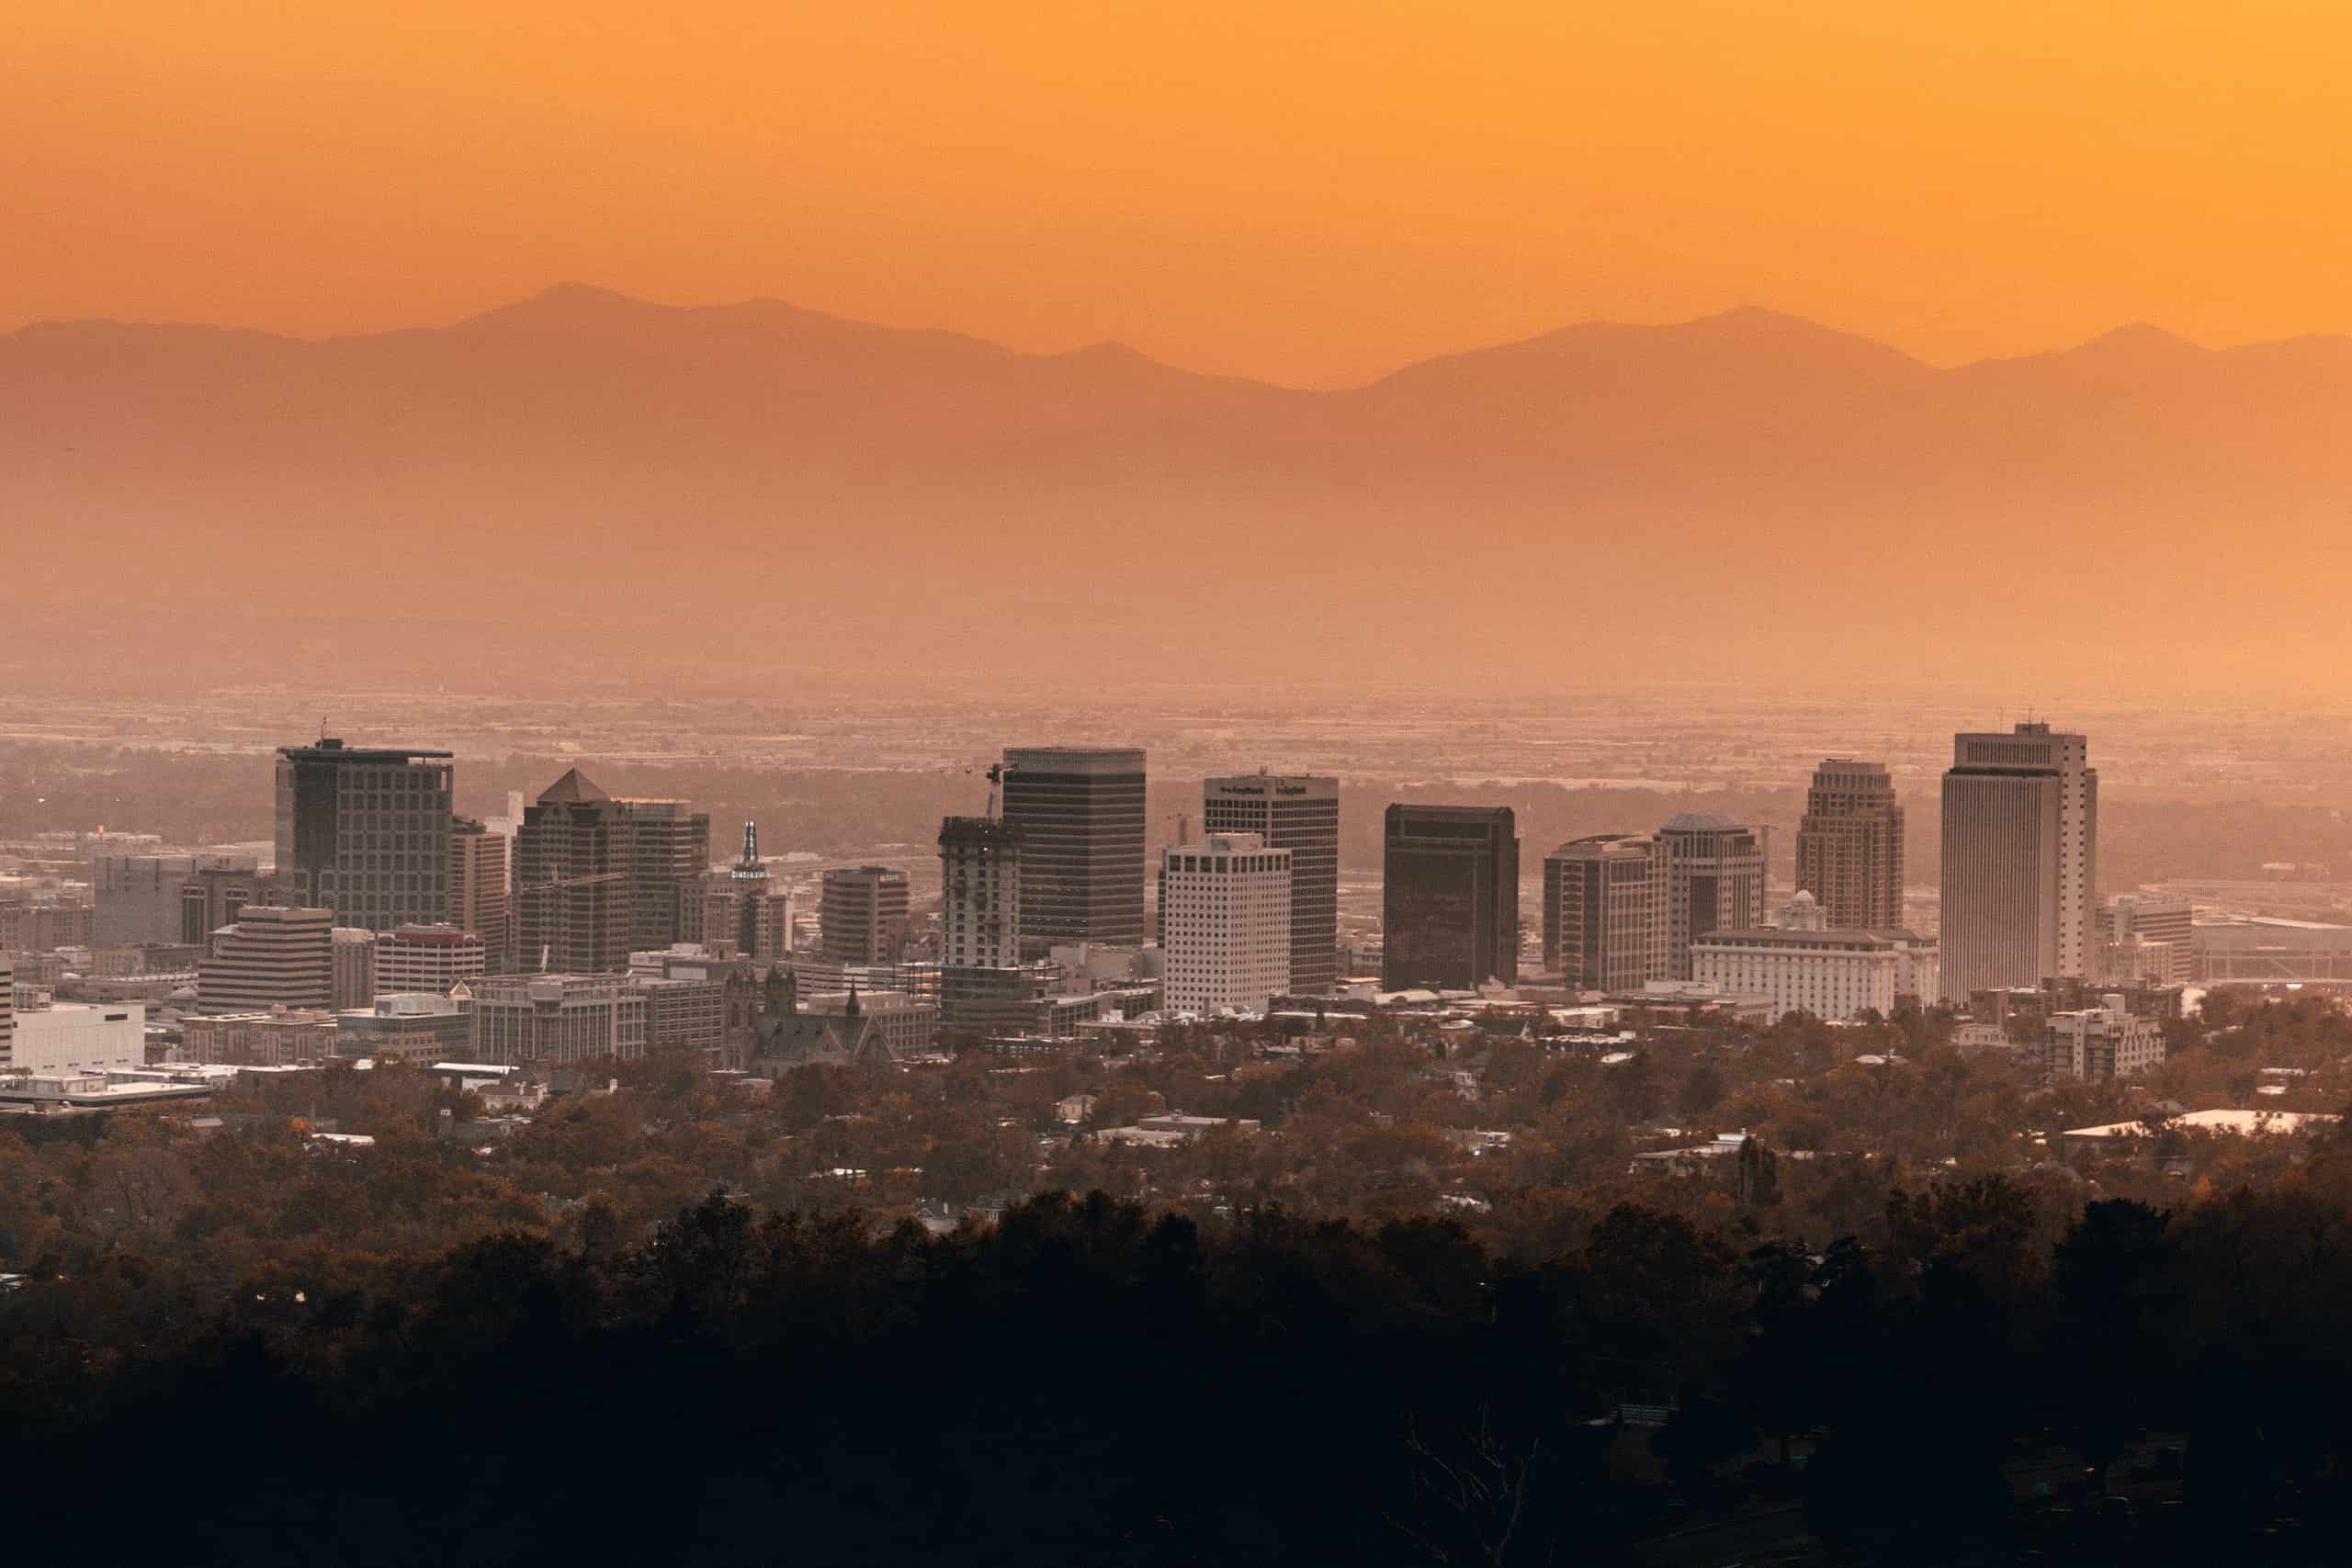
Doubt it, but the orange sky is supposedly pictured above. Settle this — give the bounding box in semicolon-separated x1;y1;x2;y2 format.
10;2;2351;385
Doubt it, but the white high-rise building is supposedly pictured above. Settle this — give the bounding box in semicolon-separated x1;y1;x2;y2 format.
1939;722;2098;1002
1160;832;1292;1015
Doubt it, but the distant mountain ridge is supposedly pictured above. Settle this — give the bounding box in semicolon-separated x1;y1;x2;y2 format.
7;286;2351;692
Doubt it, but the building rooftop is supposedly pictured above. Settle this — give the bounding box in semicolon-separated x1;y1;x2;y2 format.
2062;1108;2341;1141
535;767;610;805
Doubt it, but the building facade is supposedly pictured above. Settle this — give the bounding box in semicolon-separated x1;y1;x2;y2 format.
1939;722;2098;1001
513;769;709;975
1657;813;1768;979
449;817;511;973
376;923;487;995
939;817;1022;972
1000;748;1147;946
1203;772;1340;997
274;739;457;931
1382;805;1519;990
1160;832;1292;1015
334;993;473;1065
1543;834;1666;991
2041;998;2165;1081
182;1010;338;1066
1690;892;1939;1022
467;974;648;1066
820;865;911;964
6;998;145;1075
1794;759;1905;929
2102;892;2192;985
197;906;335;1013
331;926;379;1010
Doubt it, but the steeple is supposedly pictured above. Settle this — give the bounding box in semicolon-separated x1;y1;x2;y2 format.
844;979;861;1018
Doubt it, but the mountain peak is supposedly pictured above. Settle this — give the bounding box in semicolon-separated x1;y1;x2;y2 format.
2067;321;2205;359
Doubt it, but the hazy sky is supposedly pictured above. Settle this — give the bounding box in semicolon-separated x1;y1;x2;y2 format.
12;2;2352;384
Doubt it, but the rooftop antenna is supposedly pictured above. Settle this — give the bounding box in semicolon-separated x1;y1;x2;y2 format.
985;762;1004;819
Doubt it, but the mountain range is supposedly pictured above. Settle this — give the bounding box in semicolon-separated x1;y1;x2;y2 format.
7;285;2349;692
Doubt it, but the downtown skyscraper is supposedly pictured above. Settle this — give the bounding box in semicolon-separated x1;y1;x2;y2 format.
1939;722;2098;1001
1383;804;1519;990
999;748;1147;947
1203;772;1339;996
274;739;456;933
1794;759;1905;930
513;769;709;975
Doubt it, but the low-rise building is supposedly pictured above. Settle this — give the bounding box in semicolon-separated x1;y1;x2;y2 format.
2041;996;2165;1081
1688;893;1937;1022
7;998;146;1074
181;1008;339;1066
335;992;473;1065
468;974;647;1066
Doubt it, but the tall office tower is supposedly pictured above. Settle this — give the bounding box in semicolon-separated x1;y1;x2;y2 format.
331;926;379;1010
179;859;277;945
938;817;1023;970
513;770;709;974
1204;772;1339;996
197;906;334;1012
1939;721;2098;1001
1000;748;1147;946
449;818;511;972
1160;832;1292;1014
1382;805;1520;990
820;865;911;964
690;822;794;962
1656;813;1768;979
621;798;710;949
377;923;488;995
0;953;12;1067
274;739;456;932
1542;834;1668;991
2104;891;2193;985
1794;759;1905;929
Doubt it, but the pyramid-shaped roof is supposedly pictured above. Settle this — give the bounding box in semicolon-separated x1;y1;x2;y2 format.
537;767;610;805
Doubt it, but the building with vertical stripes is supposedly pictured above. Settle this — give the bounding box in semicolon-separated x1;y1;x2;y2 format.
1204;772;1339;997
1939;722;2098;1001
1000;748;1147;947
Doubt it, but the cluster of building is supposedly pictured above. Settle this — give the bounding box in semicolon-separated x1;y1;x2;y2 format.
0;716;2257;1098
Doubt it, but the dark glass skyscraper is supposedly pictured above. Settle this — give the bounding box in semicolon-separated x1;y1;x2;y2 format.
1000;748;1147;946
1382;804;1519;989
274;739;455;933
1204;772;1340;996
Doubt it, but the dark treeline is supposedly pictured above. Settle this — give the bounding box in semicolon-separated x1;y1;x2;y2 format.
10;1170;2352;1565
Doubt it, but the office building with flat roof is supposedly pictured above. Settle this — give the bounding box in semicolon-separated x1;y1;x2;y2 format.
1382;805;1519;990
1000;748;1147;946
821;865;911;964
1940;722;2098;1001
274;739;456;932
198;906;334;1013
1161;832;1292;1015
1204;772;1339;997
